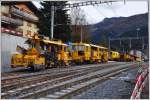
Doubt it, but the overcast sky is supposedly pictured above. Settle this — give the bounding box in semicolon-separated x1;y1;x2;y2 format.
32;0;148;24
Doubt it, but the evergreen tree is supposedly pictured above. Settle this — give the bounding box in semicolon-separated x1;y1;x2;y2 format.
37;1;71;42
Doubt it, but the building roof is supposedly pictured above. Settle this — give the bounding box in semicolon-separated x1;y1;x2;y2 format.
90;44;108;49
72;43;91;47
43;39;68;46
1;1;39;15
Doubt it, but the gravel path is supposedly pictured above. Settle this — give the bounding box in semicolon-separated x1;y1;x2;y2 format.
72;67;143;99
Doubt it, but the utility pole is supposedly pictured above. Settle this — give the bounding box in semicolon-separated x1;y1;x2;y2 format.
123;0;126;4
108;38;111;60
136;28;140;38
80;17;84;43
123;46;125;53
108;38;110;51
49;1;115;39
80;25;83;43
49;1;116;39
119;40;122;50
51;5;54;39
148;0;150;55
129;38;132;49
142;37;145;50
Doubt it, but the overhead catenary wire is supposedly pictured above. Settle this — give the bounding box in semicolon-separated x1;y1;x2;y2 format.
106;2;119;17
84;8;99;24
49;1;118;39
93;5;108;18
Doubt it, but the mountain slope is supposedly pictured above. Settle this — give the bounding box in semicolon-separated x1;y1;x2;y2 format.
90;13;148;50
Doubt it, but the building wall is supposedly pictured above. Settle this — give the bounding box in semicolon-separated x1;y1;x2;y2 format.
1;3;39;72
18;20;39;38
1;4;39;38
14;4;39;37
1;5;10;14
1;33;29;72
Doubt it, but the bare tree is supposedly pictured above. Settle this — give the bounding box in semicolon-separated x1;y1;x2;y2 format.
70;7;91;43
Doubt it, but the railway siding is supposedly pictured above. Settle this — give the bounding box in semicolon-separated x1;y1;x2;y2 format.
2;62;127;86
1;62;137;99
2;62;126;98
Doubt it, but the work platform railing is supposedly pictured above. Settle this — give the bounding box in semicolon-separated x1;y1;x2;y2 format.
130;63;149;99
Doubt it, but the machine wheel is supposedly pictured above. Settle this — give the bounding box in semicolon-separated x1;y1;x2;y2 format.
67;60;72;67
28;65;35;71
28;64;45;71
60;60;67;67
45;61;53;69
70;61;75;66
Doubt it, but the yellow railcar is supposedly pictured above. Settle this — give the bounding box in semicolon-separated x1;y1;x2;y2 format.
42;39;70;67
100;46;108;62
90;44;102;63
109;51;120;61
70;43;91;64
11;34;110;70
120;53;132;62
124;54;130;61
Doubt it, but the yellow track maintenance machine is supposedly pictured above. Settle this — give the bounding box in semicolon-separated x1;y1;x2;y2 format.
70;42;91;64
90;44;108;63
90;44;102;63
11;34;45;70
120;53;132;62
109;51;120;61
42;39;71;67
99;46;109;63
11;34;71;71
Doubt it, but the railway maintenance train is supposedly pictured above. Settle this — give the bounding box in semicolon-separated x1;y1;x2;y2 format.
109;51;120;61
11;34;141;70
11;34;71;70
70;43;108;64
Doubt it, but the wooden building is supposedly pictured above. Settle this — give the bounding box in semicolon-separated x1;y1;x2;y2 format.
1;1;39;38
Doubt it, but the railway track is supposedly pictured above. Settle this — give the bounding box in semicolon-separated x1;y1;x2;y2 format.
1;62;137;99
2;62;125;97
1;62;125;86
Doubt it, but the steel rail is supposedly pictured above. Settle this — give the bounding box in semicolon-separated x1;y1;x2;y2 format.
18;63;135;99
2;63;137;99
2;62;125;85
2;62;119;80
1;62;127;98
57;68;131;99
